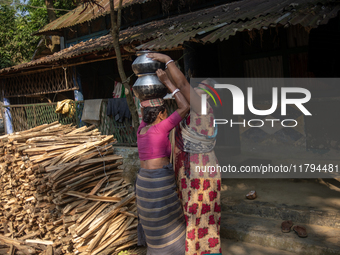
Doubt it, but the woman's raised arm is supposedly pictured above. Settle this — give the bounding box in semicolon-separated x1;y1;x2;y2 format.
156;69;189;118
147;53;203;115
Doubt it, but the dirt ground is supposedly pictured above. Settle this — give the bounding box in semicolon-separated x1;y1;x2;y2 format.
221;178;340;211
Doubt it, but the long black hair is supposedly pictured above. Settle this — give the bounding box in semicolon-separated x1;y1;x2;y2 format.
143;105;166;124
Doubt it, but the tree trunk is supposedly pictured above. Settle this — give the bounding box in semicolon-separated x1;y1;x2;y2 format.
109;0;140;132
45;0;60;53
45;0;57;21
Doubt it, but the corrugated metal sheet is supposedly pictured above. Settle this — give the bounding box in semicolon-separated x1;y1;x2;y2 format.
1;0;339;75
35;0;151;35
138;0;340;49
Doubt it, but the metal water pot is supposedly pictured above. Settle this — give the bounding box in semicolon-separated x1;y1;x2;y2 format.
132;73;168;101
132;51;165;75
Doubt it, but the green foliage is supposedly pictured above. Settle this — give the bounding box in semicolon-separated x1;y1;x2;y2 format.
21;0;76;30
0;4;19;68
0;3;43;68
0;0;76;69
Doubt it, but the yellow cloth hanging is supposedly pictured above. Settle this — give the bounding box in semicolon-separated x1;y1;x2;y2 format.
55;99;76;117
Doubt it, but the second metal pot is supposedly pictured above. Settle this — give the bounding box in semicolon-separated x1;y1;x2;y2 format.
132;73;168;101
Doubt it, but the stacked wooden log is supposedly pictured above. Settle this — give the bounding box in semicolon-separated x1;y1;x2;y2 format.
0;122;138;254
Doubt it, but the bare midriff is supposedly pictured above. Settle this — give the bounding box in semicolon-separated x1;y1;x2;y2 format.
140;157;170;169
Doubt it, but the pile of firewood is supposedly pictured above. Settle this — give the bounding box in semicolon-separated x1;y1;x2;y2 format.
0;122;138;254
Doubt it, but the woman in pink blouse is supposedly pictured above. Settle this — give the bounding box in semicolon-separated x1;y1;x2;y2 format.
135;69;189;255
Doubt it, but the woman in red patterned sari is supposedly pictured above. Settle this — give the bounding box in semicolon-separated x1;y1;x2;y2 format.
147;53;222;255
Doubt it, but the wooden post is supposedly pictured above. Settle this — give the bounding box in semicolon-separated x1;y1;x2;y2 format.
109;0;140;132
33;105;37;127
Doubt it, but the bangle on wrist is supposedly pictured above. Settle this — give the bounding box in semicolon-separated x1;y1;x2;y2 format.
165;59;174;69
171;88;180;97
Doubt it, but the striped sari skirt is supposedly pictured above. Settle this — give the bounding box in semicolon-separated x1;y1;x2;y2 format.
135;163;186;255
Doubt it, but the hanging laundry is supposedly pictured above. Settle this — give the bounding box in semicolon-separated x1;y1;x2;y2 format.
107;98;131;122
120;84;126;98
112;81;122;98
81;99;102;125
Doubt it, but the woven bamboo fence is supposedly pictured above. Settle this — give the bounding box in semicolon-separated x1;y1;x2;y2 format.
1;68;78;98
1;99;178;146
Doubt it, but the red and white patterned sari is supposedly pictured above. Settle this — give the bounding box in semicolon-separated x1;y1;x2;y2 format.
175;102;222;255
